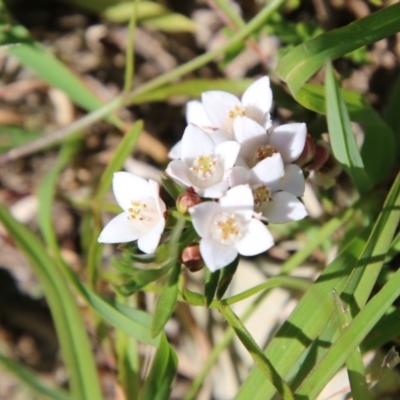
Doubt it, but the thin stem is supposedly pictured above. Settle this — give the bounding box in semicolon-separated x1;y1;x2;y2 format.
0;0;284;165
182;275;311;308
219;305;294;400
123;0;138;93
184;289;274;400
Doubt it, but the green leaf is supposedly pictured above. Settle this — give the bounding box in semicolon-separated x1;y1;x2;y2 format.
220;306;294;400
296;84;396;185
0;205;102;400
216;256;240;300
143;13;196;33
384;71;400;158
139;335;178;400
332;291;370;400
117;263;173;296
325;62;371;192
362;307;400;351
103;1;167;23
160;173;185;200
151;213;186;337
151;262;181;337
276;2;400;95
297;260;400;398
236;172;400;400
204;269;221;308
0;352;70;400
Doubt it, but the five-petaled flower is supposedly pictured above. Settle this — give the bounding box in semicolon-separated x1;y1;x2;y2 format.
189;185;274;272
98;172;166;254
166;124;240;198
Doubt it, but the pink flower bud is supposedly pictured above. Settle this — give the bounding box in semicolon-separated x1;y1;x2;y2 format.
305;141;330;173
181;243;204;272
295;134;315;167
176;188;202;214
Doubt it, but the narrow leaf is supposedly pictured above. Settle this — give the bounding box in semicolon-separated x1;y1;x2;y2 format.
276;2;400;94
216;256;240;300
0;352;70;400
204;269;221;307
139;335;178;400
332;290;370;400
151;263;181;337
325;62;371;192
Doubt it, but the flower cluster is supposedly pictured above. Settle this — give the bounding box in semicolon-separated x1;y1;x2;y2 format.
99;77;308;272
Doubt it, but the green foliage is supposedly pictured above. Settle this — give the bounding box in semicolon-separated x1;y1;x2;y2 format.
1;0;400;399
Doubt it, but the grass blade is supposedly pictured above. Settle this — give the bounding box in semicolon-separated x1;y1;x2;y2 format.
325;62;371;192
0;205;102;400
236;172;400;400
0;352;70;400
139;335;178;400
276;2;400;95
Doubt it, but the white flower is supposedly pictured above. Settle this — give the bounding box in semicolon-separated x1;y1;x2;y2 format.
201;76;273;138
98;172;166;254
229;164;307;224
166;124;240;198
233;116;306;197
234;116;307;166
189;185;274;271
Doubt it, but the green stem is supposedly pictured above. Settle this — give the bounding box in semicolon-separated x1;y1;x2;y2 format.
219;305;294;400
123;0;138;93
183;275;311;308
184;289;275;400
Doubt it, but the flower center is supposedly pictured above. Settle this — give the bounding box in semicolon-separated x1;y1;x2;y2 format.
249;144;278;167
229;105;246;119
211;212;245;246
251;184;272;211
190;155;222;188
127;199;159;230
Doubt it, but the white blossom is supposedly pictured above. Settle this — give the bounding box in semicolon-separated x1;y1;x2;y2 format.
98;172;166;254
166;124;240;198
189;185;274;271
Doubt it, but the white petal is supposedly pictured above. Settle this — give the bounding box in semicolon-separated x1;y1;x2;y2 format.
233;116;267;157
261;191;308;223
200;180;230;198
168;140;181;160
165;160;192;188
200;238;238;272
235;218;274;256
137;219;165;254
280;164;305;197
181;124;216;165
215;141;241;173
186;100;214;130
269;123;307;163
98;212;141;243
242;76;273;115
211;129;230;144
189;201;221;238
249;153;284;190
228;166;249;187
202;91;241;128
219;185;253;220
148;180;166;215
113;172;152;211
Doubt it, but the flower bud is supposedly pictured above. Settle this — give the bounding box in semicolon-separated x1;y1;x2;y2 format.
312;154;342;189
305;141;330;173
295;134;316;167
181;243;204;272
176;188;202;214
